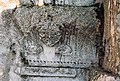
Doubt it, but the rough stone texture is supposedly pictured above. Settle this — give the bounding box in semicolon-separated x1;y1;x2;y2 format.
117;0;120;75
19;0;40;6
118;0;120;53
20;0;96;6
4;0;96;6
86;1;120;80
118;5;120;49
0;5;99;81
89;68;120;81
54;0;95;6
102;0;120;75
0;0;119;81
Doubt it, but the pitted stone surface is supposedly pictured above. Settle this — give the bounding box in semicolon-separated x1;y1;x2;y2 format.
55;0;95;6
19;0;95;6
0;5;99;81
12;6;98;65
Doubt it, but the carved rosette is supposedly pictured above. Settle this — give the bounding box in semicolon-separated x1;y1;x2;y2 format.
37;24;62;47
22;35;43;55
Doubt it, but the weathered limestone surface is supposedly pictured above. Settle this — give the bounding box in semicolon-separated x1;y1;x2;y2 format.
0;0;119;81
2;6;98;65
54;0;95;6
0;0;96;6
0;5;99;81
19;0;96;6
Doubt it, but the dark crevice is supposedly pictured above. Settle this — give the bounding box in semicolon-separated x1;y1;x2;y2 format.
95;3;105;68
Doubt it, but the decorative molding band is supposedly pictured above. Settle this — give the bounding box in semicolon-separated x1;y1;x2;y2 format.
15;66;76;77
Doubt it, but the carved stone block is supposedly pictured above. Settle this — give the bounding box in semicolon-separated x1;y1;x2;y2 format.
1;5;99;81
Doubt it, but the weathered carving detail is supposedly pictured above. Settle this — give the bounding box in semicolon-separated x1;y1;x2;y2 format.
55;0;95;6
55;45;72;56
37;24;62;47
12;6;99;68
23;36;43;55
1;5;99;80
15;67;76;77
25;59;91;68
